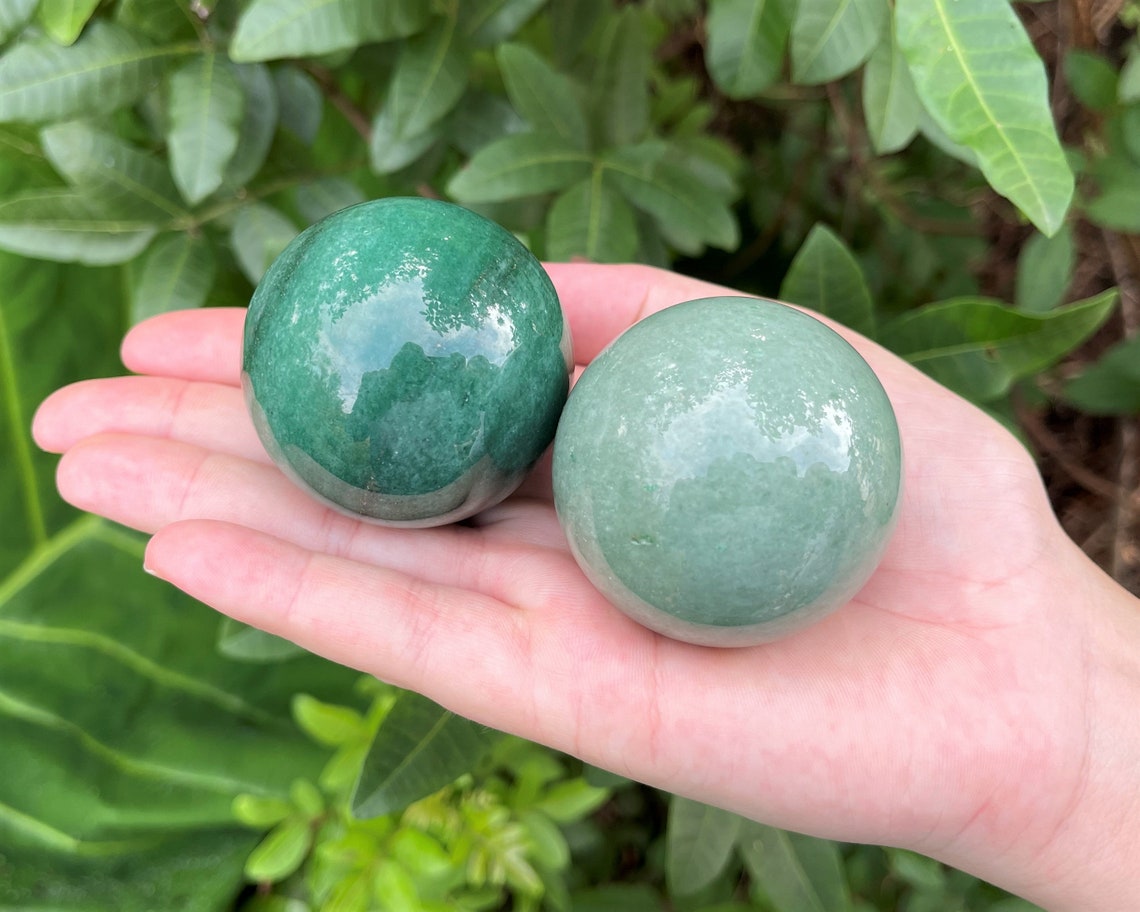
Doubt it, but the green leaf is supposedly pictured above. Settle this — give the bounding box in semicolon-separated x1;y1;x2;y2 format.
1084;153;1140;232
294;176;365;225
546;173;638;262
382;14;470;140
274;64;323;144
230;202;297;284
1014;223;1074;313
738;823;851;912
878;290;1118;402
779;223;876;338
896;0;1074;236
351;691;491;819
1120;46;1140;103
244;816;313;882
1064;49;1118;112
462;0;548;46
220;63;279;192
0;0;37;43
0;518;360;907
0;256;121;577
447;131;592;203
0;21;171;123
166;54;245;204
116;0;200;43
548;0;606;67
230;0;429;63
531;778;610;822
589;6;651;146
1062;334;1140;415
706;0;793;98
862;17;922;154
518;809;571;870
35;0;101;45
369;106;444;173
372;858;421;912
39;120;187;221
602;142;739;253
448;87;527;157
128;232;216;323
665;796;743;896
232;793;294;828
216;617;305;663
885;848;947;892
0;188;159;264
292;693;366;747
497;42;588;148
790;0;887;85
570;884;664;912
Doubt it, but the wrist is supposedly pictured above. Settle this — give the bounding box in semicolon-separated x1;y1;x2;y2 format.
961;539;1140;911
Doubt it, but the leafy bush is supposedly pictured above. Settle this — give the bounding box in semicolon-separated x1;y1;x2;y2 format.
1;0;1136;910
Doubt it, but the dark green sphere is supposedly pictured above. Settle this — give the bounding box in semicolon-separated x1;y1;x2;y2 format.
242;198;572;527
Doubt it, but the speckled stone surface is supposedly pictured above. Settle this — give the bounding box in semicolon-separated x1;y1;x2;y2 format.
552;296;902;646
243;198;572;527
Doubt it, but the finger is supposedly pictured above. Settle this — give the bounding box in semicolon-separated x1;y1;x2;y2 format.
121;307;246;384
545;263;735;365
33;376;266;460
58;433;563;601
144;518;663;769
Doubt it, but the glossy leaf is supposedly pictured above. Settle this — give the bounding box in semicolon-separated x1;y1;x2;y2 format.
665;796;742;896
448;88;527;157
128;232;215;323
115;0;200;42
0;0;37;43
462;0;548;46
0;188;159;264
878;290;1118;402
232;794;293;829
497;42;588;148
1014;224;1074;313
1062;335;1140;415
603;142;739;253
546;173;638;262
531;778;610;822
39;120;187;222
0;21;170;123
230;0;429;63
896;0;1074;236
447;131;592;203
230;202;297;284
706;0;793;98
380;15;470;141
779;223;876;338
862;18;921;155
351;691;491;819
738;823;851;912
368;106;444;174
166;54;245;204
790;0;887;85
36;0;101;45
589;6;650;146
1120;47;1140;103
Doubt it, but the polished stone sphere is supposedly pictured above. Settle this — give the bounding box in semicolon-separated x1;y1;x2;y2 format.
552;297;902;646
242;198;572;527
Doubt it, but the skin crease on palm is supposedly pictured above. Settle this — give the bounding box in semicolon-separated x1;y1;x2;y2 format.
31;263;1140;911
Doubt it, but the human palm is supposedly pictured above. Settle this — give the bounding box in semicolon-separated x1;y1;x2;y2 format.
33;263;1100;898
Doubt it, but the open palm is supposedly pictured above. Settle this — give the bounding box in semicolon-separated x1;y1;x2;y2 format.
33;263;1104;901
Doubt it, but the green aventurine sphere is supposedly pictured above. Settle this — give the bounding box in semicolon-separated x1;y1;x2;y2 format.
552;297;902;646
242;198;572;527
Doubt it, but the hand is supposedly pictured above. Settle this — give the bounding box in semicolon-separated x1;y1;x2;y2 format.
33;263;1140;911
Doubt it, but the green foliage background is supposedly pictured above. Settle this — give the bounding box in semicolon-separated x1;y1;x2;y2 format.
1;0;1137;909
